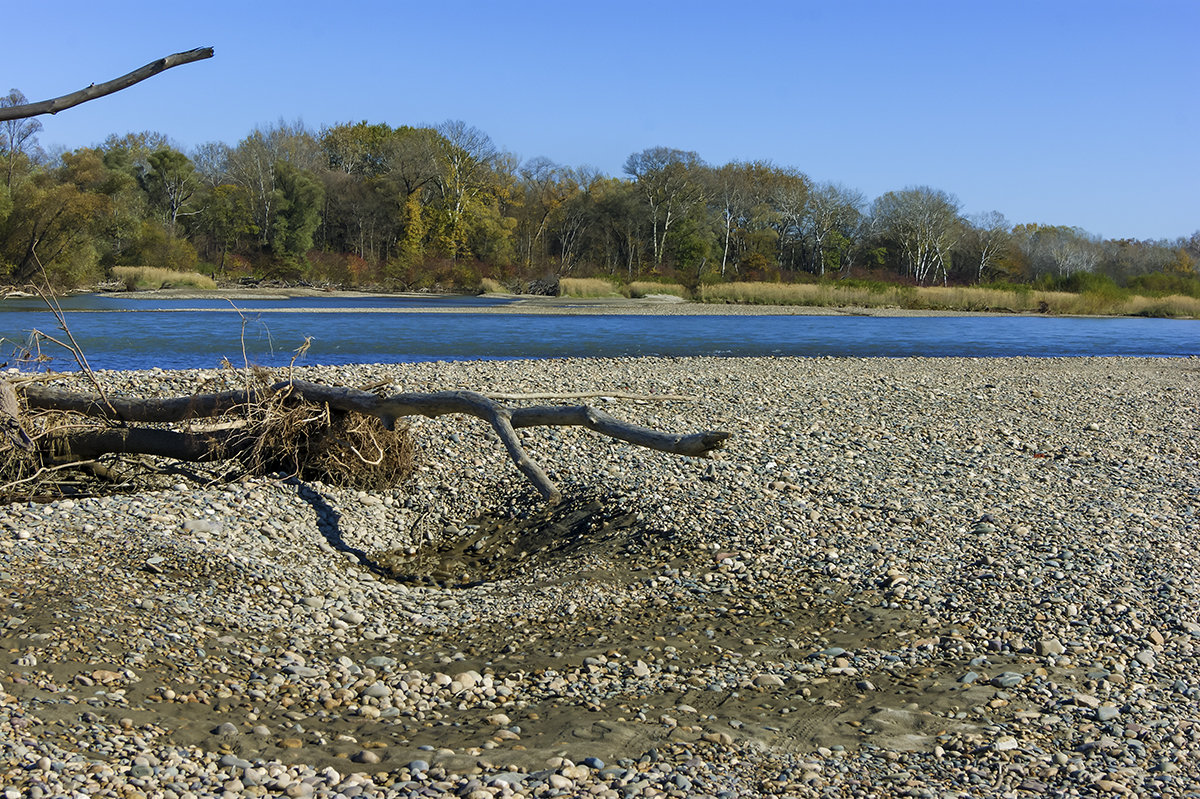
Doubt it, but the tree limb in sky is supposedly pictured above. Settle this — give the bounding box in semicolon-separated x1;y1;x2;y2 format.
0;47;214;122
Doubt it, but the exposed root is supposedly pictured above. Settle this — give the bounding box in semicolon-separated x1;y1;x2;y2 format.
241;397;414;489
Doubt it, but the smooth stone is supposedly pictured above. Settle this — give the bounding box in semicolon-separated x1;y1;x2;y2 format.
362;681;390;698
183;519;222;534
284;665;321;678
992;672;1024;688
1037;638;1066;656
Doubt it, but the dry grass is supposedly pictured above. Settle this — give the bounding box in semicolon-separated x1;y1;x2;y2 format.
1113;294;1200;318
627;281;690;299
478;277;508;294
696;281;1198;318
559;277;622;298
698;282;895;307
112;266;217;291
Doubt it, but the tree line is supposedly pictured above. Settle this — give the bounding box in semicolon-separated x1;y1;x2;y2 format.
2;92;1197;295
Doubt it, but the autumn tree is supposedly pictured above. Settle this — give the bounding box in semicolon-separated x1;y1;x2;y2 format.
1015;224;1101;279
767;167;809;273
705;162;755;277
0;169;107;284
432;120;501;261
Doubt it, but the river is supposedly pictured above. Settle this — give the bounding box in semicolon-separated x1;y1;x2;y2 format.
1;294;1196;371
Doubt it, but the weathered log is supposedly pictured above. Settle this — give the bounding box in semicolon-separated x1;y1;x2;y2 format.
0;48;214;121
17;380;730;502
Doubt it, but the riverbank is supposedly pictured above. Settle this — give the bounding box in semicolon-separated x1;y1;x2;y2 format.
3;356;1199;796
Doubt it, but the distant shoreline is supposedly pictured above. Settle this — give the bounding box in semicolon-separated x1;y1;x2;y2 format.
92;287;1040;318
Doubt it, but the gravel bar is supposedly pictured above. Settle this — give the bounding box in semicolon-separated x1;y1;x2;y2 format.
2;355;1199;798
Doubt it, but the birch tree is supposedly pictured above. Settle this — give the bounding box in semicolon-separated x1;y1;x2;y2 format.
872;186;961;285
961;210;1011;283
433;120;499;260
804;182;864;277
623;147;705;270
0;90;41;189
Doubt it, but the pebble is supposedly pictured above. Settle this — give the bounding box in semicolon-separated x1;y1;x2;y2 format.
1;356;1197;798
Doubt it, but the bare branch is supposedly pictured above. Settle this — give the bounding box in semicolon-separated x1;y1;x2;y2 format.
0;48;214;121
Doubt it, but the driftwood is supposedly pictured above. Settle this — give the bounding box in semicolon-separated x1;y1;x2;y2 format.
0;48;214;121
14;379;730;503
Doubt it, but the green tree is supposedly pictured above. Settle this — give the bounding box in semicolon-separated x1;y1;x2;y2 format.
270;161;324;260
142;148;199;233
320;121;393;176
591;178;644;278
195;183;256;273
225;121;320;249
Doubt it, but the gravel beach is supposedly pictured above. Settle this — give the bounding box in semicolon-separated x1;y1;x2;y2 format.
2;355;1199;797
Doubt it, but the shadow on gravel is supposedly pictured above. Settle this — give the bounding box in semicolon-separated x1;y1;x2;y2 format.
289;478;390;578
375;494;668;588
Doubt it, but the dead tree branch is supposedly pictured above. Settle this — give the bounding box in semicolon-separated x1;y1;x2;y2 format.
0;48;214;121
17;379;730;502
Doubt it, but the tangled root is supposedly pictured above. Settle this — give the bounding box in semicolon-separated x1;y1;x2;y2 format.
242;397;414;489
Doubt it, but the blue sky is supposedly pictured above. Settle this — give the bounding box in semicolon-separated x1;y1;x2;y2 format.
4;0;1197;241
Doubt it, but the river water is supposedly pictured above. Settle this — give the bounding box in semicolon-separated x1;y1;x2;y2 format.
1;294;1196;371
